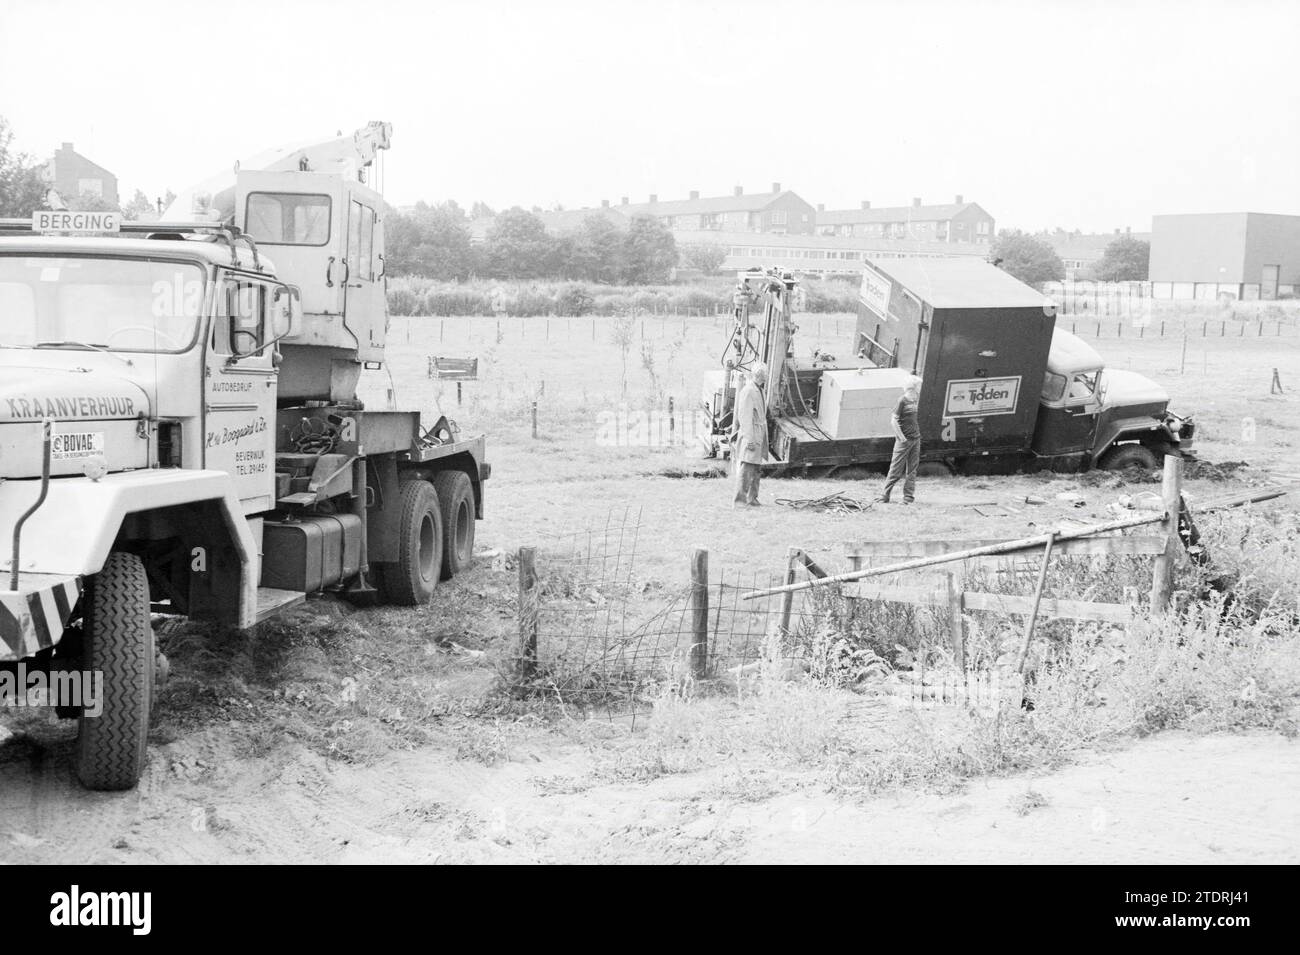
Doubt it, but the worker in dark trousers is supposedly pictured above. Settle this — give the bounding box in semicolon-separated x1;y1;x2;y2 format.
877;375;923;504
732;362;768;507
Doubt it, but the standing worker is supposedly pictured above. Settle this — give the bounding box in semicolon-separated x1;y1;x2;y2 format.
877;375;923;504
732;362;768;507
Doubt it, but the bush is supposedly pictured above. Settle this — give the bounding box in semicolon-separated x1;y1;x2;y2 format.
504;289;555;317
555;283;595;316
423;286;492;317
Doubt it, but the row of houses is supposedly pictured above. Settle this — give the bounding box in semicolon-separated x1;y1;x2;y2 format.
467;185;997;247
43;140;1299;300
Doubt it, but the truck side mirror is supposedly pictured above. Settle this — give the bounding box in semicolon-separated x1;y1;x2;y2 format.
272;284;301;338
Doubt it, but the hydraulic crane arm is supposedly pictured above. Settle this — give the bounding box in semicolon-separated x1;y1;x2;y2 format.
164;121;392;221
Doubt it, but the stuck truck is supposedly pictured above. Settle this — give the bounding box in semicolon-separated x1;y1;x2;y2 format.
703;258;1194;475
0;122;489;790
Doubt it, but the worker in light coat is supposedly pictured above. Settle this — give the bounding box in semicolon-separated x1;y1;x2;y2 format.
732;363;768;507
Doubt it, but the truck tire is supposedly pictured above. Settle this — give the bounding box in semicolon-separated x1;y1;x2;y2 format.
375;480;443;605
1099;443;1159;473
432;470;475;580
74;551;154;791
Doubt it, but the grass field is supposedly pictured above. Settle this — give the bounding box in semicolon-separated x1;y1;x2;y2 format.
375;308;1300;584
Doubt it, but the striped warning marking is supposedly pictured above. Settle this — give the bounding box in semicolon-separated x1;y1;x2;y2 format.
0;576;83;661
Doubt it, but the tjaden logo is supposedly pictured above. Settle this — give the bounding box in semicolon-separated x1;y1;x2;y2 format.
49;886;151;936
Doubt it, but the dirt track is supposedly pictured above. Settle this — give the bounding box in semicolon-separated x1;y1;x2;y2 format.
1;722;1295;864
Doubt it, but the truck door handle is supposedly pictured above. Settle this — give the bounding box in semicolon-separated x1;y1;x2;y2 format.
342;259;351;285
377;254;385;279
326;256;335;288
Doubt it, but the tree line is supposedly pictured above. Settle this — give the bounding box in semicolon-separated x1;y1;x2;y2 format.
991;230;1150;285
385;202;694;284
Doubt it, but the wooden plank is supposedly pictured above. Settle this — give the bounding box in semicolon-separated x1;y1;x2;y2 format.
429;356;479;380
844;582;947;606
845;535;1165;560
961;591;1135;623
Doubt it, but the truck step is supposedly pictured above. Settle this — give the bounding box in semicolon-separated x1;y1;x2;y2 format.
255;587;306;624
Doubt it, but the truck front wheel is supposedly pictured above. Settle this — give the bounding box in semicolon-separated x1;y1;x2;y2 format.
1099;443;1159;473
375;481;444;605
74;551;154;791
433;470;476;580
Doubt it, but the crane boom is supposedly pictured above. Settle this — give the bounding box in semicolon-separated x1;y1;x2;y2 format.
163;121;392;221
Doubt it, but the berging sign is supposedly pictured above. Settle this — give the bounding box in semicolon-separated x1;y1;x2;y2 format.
859;264;892;319
944;376;1022;417
32;210;120;233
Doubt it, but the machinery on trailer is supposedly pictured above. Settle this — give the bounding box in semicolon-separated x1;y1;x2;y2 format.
702;260;1193;475
0;122;488;790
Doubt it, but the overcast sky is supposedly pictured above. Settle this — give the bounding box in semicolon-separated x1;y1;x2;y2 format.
2;0;1296;233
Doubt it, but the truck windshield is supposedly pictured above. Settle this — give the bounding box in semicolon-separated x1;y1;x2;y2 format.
0;255;205;354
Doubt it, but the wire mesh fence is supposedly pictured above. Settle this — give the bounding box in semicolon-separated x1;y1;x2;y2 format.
504;504;1181;720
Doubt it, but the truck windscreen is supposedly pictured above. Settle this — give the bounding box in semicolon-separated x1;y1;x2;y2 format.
0;255;205;354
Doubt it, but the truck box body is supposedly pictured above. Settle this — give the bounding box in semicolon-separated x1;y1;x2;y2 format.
852;258;1056;460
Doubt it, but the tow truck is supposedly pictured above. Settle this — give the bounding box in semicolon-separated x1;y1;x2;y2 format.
0;122;489;789
703;259;1194;475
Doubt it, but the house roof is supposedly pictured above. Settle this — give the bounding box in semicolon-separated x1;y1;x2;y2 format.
818;202;990;225
679;230;990;256
536;207;628;233
1043;231;1150;256
619;190;810;217
48;145;116;182
865;257;1049;309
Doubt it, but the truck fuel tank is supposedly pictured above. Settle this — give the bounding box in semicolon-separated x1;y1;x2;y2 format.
261;513;362;593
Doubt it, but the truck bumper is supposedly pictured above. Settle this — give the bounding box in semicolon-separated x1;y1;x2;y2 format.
1;573;82;662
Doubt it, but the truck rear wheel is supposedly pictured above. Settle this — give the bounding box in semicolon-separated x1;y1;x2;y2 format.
74;551;154;791
433;470;475;580
1099;443;1159;473
375;480;443;605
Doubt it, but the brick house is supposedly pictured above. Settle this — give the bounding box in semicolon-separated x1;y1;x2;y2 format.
616;184;816;235
43;142;119;208
816;196;994;244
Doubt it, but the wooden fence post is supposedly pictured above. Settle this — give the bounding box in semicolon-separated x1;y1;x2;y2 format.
1151;455;1183;613
1015;533;1056;674
517;546;538;678
690;548;710;679
946;570;965;670
531;401;538;439
776;547;800;637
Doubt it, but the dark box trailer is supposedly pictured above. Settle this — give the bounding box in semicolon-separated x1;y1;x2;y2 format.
849;257;1056;468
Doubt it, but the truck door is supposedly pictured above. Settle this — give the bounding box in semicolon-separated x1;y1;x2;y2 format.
343;195;386;362
1032;370;1100;456
204;271;279;514
236;170;345;320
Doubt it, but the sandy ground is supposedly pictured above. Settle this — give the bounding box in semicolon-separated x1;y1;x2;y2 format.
2;311;1298;864
2;722;1295;864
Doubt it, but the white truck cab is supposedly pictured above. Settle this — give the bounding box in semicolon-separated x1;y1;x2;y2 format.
0;123;490;791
